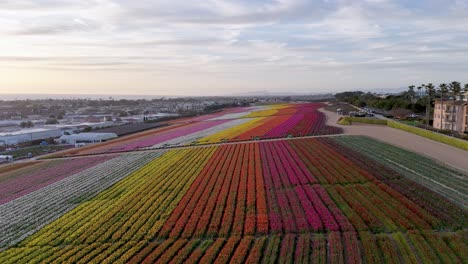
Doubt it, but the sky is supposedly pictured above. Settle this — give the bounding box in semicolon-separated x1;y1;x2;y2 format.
0;0;467;96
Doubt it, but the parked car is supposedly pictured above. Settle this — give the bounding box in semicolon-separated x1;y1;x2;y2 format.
349;111;367;117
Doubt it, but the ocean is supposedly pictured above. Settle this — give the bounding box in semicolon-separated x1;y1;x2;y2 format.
0;94;182;101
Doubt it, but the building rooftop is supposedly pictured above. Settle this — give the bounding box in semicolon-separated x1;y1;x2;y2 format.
434;100;468;105
0;128;59;137
59;132;117;140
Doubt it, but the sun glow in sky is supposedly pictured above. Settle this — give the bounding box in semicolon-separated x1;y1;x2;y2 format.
1;0;468;96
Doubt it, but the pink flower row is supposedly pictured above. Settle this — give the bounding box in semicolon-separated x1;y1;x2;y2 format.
259;140;345;233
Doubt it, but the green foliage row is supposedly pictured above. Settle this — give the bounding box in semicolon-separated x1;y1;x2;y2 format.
333;135;467;210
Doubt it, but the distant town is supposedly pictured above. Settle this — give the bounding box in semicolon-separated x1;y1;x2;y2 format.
2;84;467;162
0;94;333;159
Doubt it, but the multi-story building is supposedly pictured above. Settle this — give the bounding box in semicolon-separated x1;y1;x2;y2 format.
433;100;468;133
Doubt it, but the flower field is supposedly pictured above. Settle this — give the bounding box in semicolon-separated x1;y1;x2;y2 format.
0;155;114;205
47;103;342;157
196;103;342;143
332;136;467;207
0;152;162;250
1;135;466;263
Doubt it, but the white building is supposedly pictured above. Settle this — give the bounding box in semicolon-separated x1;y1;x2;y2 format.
48;121;114;131
138;113;179;122
58;133;117;145
0;128;63;146
0;155;14;163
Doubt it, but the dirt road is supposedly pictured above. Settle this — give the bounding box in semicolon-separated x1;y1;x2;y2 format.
319;108;468;172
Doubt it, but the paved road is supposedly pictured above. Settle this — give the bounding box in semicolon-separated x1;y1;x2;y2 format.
319;108;468;172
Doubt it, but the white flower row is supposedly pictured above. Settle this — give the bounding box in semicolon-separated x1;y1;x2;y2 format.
147;118;254;149
0;151;163;250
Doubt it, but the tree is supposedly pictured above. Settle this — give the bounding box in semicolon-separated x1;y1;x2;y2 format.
424;83;435;126
83;127;93;132
449;81;461;100
462;84;468;101
20;121;34;128
438;83;448;128
118;111;128;117
448;81;461;131
417;86;423;98
46;118;59;124
408;85;416;102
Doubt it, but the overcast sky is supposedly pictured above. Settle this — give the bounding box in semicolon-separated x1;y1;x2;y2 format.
1;0;467;96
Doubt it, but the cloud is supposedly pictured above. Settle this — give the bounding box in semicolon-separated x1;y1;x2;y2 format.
0;0;467;94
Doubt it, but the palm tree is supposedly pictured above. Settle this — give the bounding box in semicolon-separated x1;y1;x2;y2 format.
449;81;461;99
462;84;468;101
417;86;423;98
448;81;461;131
438;83;448;129
408;85;415;102
424;83;435;126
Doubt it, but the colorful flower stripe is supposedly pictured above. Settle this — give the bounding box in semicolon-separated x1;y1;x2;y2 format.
53;103;343;157
274;105;298;116
264;114;303;137
112;120;229;151
0;155;114;205
332;135;467;207
196;117;265;143
323;136;466;229
173;106;255;123
148;118;253;149
0;152;161;250
159;145;233;238
241;104;287;118
234;115;284;140
20;147;216;249
1;136;466;263
0;161;41;177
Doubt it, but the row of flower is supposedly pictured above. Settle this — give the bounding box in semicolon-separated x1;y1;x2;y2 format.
71;105;272;154
0;151;161;250
112;120;229;152
195;103;343;143
4;231;462;263
157;143;268;239
326;136;467;229
16;147;215;250
51;103;342;157
154;139;448;239
0;156;113;205
333;135;466;207
147;118;253;149
1;136;465;262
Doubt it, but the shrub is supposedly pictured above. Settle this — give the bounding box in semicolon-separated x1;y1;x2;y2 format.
338;117;352;125
388;121;468;150
338;117;387;125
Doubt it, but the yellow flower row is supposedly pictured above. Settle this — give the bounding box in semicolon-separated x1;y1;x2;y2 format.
197;118;265;144
242;104;289;118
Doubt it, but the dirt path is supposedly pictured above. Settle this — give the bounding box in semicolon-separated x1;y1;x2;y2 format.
319;108;468;172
